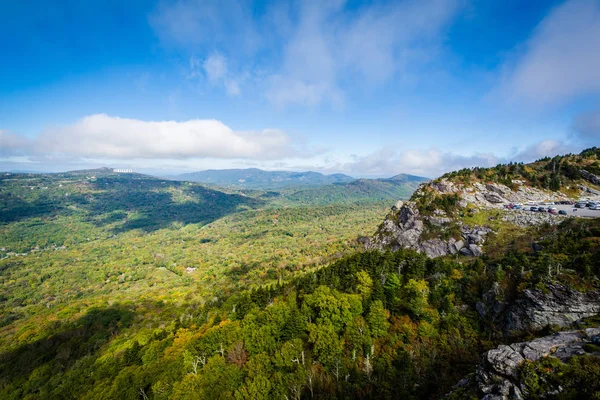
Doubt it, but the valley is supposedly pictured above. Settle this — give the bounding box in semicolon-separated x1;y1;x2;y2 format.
1;149;600;399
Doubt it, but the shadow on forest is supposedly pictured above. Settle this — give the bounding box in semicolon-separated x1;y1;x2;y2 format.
1;176;265;233
0;195;71;223
0;306;135;384
87;178;265;233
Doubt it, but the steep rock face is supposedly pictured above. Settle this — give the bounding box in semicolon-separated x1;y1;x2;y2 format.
368;200;489;257
449;328;600;400
476;282;600;334
502;283;600;333
370;176;586;258
581;169;600;185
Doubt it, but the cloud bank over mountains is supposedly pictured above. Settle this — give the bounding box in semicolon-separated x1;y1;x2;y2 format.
2;115;295;160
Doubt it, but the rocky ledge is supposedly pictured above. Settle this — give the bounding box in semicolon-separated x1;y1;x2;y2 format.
450;328;600;400
501;209;567;227
429;179;570;208
477;282;600;334
367;200;490;258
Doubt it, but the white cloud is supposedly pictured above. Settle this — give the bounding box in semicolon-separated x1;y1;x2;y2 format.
267;0;462;107
15;114;295;160
266;76;342;108
0;130;32;156
317;148;500;178
499;0;600;106
224;79;241;96
509;139;576;162
203;54;227;82
150;0;462;107
149;0;260;53
315;139;582;178
187;54;242;96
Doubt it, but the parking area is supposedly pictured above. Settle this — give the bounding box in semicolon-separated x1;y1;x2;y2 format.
512;204;600;218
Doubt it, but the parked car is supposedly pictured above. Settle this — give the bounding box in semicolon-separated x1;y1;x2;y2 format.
558;210;567;215
549;207;558;214
575;202;586;208
537;207;546;212
530;206;537;211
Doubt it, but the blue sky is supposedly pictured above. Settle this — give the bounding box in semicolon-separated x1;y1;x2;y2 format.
1;0;599;177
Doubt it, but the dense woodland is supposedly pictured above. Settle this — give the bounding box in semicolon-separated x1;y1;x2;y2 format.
1;215;600;399
1;157;600;399
440;147;600;192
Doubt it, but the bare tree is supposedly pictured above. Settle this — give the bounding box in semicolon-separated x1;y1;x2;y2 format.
227;341;248;367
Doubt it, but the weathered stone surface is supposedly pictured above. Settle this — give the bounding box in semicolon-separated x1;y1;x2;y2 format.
484;192;505;203
448;328;600;399
502;283;600;333
581;169;600;185
469;244;483;257
460;247;473;256
392;200;404;210
501;210;567;227
369;174;583;258
368;197;495;258
420;239;450;258
468;234;483;244
579;184;600;196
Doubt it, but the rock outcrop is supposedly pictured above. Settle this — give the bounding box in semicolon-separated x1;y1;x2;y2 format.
476;282;600;334
449;328;600;399
579;183;600;196
501;209;567;227
430;179;570;208
502;283;600;333
581;169;600;185
368;201;490;258
369;174;589;258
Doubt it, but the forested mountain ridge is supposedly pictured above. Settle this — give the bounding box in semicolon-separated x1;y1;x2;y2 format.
279;176;428;206
171;168;356;189
0;170;262;248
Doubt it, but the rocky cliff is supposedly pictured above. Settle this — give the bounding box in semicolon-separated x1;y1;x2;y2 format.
367;199;491;257
448;327;600;399
368;179;571;258
477;282;600;334
369;149;600;258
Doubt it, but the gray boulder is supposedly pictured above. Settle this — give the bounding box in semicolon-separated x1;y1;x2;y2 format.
469;244;483;257
448;328;598;399
484;192;505;203
502;283;600;333
460;247;474;256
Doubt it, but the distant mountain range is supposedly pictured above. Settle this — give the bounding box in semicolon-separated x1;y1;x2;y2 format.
170;168;427;190
282;175;429;205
